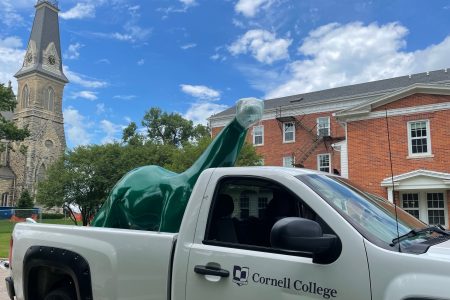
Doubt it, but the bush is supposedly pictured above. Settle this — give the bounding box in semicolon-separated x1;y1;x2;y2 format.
17;190;34;209
42;213;64;219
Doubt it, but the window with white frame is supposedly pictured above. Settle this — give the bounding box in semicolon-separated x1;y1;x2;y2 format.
258;197;268;217
427;193;445;225
317;154;331;173
283;122;295;143
253;125;264;146
400;192;447;226
239;192;250;219
283;155;294;167
317;117;330;137
407;120;431;156
402;193;420;219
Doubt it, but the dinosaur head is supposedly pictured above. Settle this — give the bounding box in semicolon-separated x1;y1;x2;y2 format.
235;97;264;129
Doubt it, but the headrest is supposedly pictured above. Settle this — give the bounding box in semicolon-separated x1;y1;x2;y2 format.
215;194;235;218
266;190;297;218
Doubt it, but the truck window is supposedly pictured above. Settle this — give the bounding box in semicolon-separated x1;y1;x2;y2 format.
297;174;429;250
204;177;335;253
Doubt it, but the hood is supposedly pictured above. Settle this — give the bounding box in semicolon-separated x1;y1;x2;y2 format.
425;238;450;259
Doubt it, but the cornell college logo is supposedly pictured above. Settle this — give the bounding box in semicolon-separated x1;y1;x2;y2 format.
232;266;249;286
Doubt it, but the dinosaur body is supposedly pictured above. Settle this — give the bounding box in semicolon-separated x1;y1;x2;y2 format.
91;98;263;232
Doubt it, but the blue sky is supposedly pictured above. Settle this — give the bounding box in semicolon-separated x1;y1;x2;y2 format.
0;0;449;147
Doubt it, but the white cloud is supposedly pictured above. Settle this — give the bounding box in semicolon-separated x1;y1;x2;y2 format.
63;66;108;88
184;102;228;125
265;22;450;98
180;83;226;124
111;33;133;41
157;0;197;18
179;0;197;7
229;29;292;64
70;91;98;101
113;95;136;100
181;43;197;50
0;0;35;27
137;58;145;65
86;4;151;43
180;84;220;100
64;107;92;147
235;0;273;17
60;3;96;20
210;53;221;61
0;36;24;91
100;119;122;144
96;103;105;114
64;43;83;60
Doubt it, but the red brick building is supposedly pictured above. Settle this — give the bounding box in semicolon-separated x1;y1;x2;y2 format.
210;69;450;227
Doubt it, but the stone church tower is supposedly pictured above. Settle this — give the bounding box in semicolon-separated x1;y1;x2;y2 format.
10;0;68;199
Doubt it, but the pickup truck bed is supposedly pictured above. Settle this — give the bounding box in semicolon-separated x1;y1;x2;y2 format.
11;223;176;299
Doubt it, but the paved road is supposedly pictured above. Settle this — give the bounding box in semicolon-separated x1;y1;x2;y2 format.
0;267;9;299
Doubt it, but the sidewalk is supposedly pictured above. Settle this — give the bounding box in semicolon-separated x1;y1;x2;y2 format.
0;267;8;299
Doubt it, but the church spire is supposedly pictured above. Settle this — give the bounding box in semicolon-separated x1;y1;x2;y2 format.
15;0;68;83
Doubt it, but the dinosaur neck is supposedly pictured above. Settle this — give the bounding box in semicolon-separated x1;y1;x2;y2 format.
182;118;247;182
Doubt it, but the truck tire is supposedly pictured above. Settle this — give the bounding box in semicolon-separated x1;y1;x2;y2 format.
44;286;76;300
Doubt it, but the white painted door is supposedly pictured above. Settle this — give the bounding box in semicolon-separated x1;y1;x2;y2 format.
185;175;372;300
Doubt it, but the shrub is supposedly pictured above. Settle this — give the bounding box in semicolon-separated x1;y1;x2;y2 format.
42;213;64;219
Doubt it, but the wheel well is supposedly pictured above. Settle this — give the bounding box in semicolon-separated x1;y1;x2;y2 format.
27;266;75;299
23;246;93;300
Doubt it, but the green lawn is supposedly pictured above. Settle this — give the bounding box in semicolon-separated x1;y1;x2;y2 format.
0;219;77;258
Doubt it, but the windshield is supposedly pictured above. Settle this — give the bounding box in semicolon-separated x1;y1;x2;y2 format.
297;174;428;248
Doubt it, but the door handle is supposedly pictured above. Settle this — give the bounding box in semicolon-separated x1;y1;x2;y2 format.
194;265;229;277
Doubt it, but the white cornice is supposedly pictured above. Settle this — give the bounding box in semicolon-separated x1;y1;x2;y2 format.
381;169;450;187
335;83;450;119
338;102;450;122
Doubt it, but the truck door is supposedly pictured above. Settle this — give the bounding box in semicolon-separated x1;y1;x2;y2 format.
185;175;372;300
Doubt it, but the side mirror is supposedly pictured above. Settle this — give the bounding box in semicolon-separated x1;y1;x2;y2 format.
270;217;340;264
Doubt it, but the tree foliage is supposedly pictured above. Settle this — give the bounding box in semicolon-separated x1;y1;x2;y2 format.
38;107;262;225
17;190;34;209
0;83;29;141
141;107;209;146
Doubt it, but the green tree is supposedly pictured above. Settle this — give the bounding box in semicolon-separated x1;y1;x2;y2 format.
141;107;209;146
37;144;125;225
36;143;177;225
122;121;143;146
0;82;29;141
17;190;34;209
166;136;262;173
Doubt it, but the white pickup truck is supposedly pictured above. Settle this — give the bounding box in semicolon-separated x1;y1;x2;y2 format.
6;167;450;300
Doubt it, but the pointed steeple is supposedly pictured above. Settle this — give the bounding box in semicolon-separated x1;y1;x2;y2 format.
15;0;68;83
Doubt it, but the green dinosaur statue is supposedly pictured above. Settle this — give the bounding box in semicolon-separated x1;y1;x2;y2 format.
91;98;264;232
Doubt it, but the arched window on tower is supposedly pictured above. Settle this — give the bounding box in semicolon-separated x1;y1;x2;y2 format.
36;163;46;183
44;87;54;111
22;84;29;108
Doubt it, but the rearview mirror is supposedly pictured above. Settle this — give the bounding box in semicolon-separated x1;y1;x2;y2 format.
270;217;340;264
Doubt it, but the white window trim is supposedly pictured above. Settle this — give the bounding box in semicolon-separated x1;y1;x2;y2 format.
282;155;295;168
253;125;264;146
400;191;448;227
407;119;432;158
317;116;330;136
283;122;295;143
317;153;331;173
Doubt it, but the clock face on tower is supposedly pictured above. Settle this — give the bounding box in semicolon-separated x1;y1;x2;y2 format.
48;55;56;66
48;55;56;65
